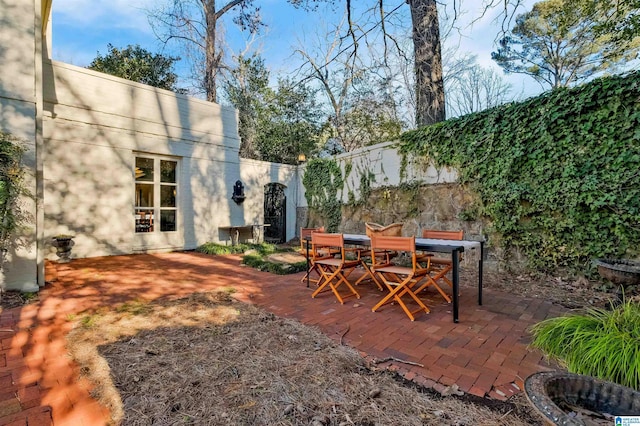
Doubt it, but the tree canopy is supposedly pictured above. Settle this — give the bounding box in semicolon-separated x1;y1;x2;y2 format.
492;0;640;89
88;44;182;92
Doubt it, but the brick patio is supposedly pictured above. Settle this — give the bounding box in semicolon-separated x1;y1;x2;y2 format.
0;252;565;425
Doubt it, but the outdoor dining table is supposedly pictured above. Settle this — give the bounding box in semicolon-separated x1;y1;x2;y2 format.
304;233;484;323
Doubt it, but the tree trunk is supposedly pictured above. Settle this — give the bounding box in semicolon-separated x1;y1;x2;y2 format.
204;0;218;103
408;0;445;127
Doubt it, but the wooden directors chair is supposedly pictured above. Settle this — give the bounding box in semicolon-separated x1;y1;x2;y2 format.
414;229;464;303
370;236;431;321
311;233;361;304
299;226;328;284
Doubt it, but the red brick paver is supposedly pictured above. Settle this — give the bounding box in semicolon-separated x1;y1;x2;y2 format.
0;252;566;424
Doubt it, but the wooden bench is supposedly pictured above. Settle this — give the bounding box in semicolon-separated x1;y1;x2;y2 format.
218;224;270;245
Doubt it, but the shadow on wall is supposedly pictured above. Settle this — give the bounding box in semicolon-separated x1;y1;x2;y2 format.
42;60;243;258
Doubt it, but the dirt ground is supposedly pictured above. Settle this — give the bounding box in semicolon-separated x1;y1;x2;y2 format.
66;291;544;426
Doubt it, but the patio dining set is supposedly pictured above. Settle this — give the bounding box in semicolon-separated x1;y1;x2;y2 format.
300;223;484;323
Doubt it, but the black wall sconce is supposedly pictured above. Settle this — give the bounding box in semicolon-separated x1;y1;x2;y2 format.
232;180;246;204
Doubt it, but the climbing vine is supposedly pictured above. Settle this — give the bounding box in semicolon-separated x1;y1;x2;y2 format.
0;131;31;265
400;71;640;272
302;158;344;232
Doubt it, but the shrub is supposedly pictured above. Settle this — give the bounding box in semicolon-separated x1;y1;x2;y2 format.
196;242;276;255
530;300;640;390
196;242;306;275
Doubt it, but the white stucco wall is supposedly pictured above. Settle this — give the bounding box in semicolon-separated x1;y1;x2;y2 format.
316;142;458;205
0;0;41;291
42;61;298;259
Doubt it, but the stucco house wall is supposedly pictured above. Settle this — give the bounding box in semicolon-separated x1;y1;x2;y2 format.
42;61;298;259
0;0;42;291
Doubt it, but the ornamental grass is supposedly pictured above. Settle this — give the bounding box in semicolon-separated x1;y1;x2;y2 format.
530;300;640;390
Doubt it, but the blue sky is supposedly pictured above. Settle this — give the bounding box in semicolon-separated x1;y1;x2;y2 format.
51;0;543;99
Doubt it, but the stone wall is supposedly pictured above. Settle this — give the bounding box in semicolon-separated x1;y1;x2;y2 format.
340;183;484;239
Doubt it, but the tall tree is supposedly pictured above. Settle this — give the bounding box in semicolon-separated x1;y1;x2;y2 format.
256;78;323;164
446;60;514;117
87;44;182;92
222;54;271;159
148;0;262;102
407;0;445;127
337;0;528;127
294;17;404;153
491;0;640;89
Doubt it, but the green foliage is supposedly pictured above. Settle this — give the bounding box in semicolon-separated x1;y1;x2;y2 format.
492;0;640;89
222;54;272;159
530;300;640;390
196;242;305;274
400;71;640;271
338;99;403;150
0;131;30;259
88;44;182;92
256;78;323;164
302;158;343;232
242;253;307;275
196;242;275;255
224;58;323;164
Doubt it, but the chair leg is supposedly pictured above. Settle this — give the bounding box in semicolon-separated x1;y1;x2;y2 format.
354;261;383;291
371;280;407;312
312;265;360;304
311;265;336;298
331;272;360;303
301;263;322;284
372;277;430;321
414;272;452;303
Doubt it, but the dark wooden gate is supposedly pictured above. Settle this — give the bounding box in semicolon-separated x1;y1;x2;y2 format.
264;183;286;243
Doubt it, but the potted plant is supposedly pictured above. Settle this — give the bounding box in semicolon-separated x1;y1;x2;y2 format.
526;301;640;423
51;235;75;263
530;300;640;390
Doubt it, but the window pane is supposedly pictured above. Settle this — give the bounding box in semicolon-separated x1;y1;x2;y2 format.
135;183;154;207
160;185;176;207
135;209;154;233
161;160;177;183
160;210;176;232
135;157;154;182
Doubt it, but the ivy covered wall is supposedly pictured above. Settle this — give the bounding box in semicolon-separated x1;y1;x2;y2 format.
399;71;640;272
301;72;639;274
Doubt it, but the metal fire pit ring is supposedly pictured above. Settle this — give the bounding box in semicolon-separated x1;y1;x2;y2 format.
525;371;640;425
593;258;640;286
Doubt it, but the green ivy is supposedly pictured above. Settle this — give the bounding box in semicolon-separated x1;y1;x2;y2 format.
302;158;343;232
0;131;30;258
400;71;640;272
399;153;409;182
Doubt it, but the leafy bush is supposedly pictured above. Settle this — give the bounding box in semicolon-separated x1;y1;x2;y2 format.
196;242;306;275
196;242;276;255
530;300;640;390
400;71;640;272
242;253;307;275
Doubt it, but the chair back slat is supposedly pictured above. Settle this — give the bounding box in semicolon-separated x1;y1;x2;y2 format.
371;235;415;252
421;229;463;240
312;232;343;248
300;227;325;251
301;226;325;239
